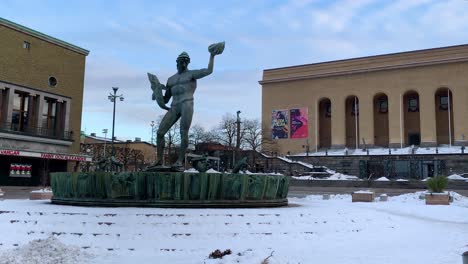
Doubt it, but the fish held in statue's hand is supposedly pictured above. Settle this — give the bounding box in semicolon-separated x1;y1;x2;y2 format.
147;72;170;110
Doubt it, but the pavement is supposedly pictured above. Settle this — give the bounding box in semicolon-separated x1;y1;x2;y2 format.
0;186;40;199
1;185;467;200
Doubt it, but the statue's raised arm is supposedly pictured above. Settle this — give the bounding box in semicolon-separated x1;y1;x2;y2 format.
147;72;170;110
192;41;225;80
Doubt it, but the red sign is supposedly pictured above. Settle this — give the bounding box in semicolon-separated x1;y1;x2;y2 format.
40;153;87;161
0;150;20;156
0;149;91;162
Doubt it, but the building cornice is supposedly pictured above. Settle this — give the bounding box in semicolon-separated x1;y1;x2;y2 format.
0;17;89;56
0;132;73;146
0;80;72;99
260;44;468;85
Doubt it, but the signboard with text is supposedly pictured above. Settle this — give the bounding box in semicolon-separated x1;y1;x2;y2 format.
0;149;92;162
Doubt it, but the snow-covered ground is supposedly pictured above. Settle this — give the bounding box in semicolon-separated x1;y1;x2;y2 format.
294;172;468;182
291;145;467;156
0;193;467;264
293;172;359;180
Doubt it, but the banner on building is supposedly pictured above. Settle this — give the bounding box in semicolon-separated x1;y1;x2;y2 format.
9;163;32;178
290;107;308;139
271;109;289;139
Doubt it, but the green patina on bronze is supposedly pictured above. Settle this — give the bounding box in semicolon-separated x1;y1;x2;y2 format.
51;172;289;208
148;42;225;171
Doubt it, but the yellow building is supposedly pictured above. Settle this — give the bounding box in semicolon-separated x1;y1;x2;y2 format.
261;44;468;155
81;133;157;172
0;18;89;185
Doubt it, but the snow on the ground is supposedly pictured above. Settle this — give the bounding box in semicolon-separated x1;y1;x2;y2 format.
293;172;359;180
183;168;199;173
31;188;53;193
448;174;468;180
291;145;467;156
0;193;467;264
206;168;221;174
0;236;93;264
375;176;390;181
353;190;374;194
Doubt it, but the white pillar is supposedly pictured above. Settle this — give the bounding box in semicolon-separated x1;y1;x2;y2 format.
64;99;71;131
36;95;44;128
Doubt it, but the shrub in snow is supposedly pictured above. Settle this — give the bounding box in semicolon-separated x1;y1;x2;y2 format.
426;176;448;193
209;249;232;259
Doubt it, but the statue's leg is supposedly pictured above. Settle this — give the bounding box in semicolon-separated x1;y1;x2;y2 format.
175;100;194;167
155;109;179;166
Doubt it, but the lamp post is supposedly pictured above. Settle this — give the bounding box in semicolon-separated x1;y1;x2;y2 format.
233;110;241;168
108;87;124;157
102;128;108;158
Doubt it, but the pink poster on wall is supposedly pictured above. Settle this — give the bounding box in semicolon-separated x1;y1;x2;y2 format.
290;108;308;139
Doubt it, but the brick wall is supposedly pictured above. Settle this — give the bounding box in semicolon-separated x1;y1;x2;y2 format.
0;23;87;155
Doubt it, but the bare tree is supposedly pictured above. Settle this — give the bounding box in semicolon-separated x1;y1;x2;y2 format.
217;113;237;147
189;124;207;146
243;119;262;151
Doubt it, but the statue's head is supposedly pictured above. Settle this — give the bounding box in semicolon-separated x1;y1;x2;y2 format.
176;52;190;73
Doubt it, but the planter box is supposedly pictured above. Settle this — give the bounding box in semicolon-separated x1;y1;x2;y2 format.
425;193;450;205
30;191;53;200
352;191;375;202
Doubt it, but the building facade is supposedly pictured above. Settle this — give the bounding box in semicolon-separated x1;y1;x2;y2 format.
81;133;157;172
0;18;90;185
261;44;468;155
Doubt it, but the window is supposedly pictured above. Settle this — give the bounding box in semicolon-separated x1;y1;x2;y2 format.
0;88;7;122
11;92;30;131
23;41;30;50
408;97;419;112
48;77;57;87
42;98;66;137
439;95;448;110
42;98;57;132
325;102;331;118
379;99;388;113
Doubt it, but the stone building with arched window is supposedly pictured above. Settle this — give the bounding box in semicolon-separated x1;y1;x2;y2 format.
260;44;468;178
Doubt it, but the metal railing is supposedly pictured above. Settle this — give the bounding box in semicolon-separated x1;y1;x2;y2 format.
0;122;73;141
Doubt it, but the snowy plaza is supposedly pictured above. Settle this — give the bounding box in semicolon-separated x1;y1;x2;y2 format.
0;192;467;264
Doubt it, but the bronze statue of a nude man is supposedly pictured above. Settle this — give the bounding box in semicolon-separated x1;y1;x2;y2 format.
148;42;224;170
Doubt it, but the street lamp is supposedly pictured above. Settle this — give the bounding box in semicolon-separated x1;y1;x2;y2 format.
108;87;124;157
232;110;242;168
102;128;108;158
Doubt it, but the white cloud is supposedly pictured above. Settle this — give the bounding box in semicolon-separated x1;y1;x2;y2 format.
4;0;466;141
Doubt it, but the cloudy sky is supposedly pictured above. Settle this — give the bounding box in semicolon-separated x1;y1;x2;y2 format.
1;0;467;141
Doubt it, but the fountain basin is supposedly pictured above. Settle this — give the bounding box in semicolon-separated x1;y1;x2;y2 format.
51;172;289;208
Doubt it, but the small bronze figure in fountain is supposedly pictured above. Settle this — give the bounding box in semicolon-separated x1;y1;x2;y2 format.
147;42;225;171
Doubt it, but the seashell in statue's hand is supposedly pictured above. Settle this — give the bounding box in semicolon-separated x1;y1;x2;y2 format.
208;41;225;55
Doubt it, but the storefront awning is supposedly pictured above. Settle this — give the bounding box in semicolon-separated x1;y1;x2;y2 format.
0;149;92;162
